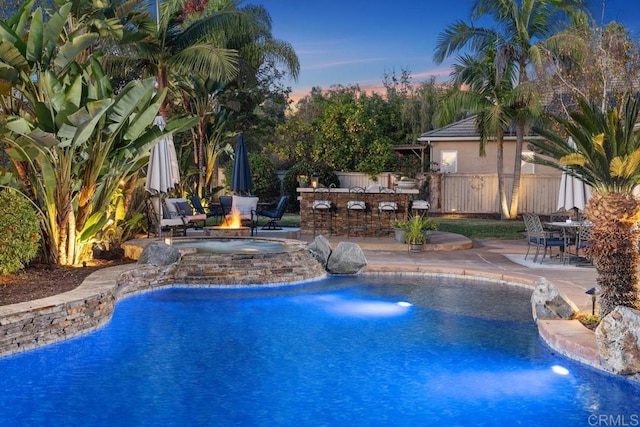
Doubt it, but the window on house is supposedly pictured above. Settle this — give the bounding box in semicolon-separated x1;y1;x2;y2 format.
521;150;535;174
440;151;458;173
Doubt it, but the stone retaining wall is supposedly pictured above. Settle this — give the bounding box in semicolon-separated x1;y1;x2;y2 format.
0;264;136;357
0;243;326;357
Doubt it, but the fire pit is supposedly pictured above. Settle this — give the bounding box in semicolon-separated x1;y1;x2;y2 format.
203;226;250;238
204;209;252;237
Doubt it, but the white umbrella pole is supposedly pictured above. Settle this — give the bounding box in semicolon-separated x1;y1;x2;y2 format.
153;195;162;237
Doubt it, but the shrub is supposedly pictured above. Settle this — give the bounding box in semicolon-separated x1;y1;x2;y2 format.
0;189;41;274
283;161;340;211
248;153;281;203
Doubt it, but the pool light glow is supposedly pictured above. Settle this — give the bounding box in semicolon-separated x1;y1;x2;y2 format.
552;365;570;375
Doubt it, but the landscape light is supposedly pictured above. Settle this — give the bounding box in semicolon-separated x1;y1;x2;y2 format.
585;288;597;315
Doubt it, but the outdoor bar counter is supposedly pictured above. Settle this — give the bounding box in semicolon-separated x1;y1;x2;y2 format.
297;187;419;237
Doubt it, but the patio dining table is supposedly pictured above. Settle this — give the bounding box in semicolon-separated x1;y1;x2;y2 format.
544;220;591;264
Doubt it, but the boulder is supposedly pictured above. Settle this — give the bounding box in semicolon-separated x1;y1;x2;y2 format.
531;278;579;321
137;242;181;266
308;235;332;267
596;306;640;375
326;242;367;274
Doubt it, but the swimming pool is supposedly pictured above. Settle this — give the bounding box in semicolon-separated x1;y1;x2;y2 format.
0;275;638;426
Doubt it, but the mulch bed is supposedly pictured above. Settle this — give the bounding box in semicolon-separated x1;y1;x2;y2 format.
0;258;135;306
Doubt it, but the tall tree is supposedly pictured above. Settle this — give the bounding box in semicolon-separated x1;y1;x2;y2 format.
434;0;589;218
530;96;640;317
541;21;640;117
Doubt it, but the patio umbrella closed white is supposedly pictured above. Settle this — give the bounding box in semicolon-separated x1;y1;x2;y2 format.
558;137;592;220
145;115;180;236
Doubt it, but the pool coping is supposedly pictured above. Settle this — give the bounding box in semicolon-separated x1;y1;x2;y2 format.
0;241;610;381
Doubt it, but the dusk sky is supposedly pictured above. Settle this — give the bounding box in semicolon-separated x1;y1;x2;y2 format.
263;0;640;102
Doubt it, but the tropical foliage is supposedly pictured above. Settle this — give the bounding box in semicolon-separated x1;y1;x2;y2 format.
105;0;299;198
0;0;195;265
530;96;640;316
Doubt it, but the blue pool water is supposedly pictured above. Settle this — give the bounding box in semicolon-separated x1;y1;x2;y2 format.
1;276;639;426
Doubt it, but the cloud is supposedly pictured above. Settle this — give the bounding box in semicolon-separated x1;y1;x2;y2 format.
304;57;387;71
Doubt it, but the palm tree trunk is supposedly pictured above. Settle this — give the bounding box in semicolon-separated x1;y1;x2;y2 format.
587;192;640;317
496;136;509;219
508;122;525;219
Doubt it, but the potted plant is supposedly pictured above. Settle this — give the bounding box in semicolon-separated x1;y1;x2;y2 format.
420;217;438;242
297;174;309;188
391;219;408;243
396;176;418;189
405;215;426;252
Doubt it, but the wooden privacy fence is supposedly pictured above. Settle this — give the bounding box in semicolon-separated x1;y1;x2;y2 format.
439;173;560;215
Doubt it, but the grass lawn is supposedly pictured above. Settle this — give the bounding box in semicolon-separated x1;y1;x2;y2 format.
434;217;525;239
275;214;525;240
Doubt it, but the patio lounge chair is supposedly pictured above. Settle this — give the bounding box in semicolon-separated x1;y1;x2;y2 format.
145;198;187;237
227;195;258;235
189;195;222;224
165;197;207;230
219;196;233;217
257;196;290;230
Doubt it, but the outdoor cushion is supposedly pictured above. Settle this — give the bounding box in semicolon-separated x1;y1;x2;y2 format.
347;200;366;210
165;198;189;218
163;200;180;218
412;200;430;209
230;196;258;220
175;201;193;216
313;200;332;209
378;201;398;211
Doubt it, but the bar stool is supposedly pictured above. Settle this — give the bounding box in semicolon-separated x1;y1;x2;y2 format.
377;187;398;236
346;186;368;237
410;199;430;218
312;187;334;236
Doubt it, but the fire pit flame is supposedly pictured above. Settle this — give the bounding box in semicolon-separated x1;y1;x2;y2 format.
219;209;242;229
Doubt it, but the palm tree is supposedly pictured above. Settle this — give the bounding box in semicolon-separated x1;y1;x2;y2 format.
434;0;589;218
106;0;299;197
437;42;528;218
530;96;640;317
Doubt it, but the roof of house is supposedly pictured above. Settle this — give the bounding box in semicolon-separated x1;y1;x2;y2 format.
417;115;537;142
418;116;478;141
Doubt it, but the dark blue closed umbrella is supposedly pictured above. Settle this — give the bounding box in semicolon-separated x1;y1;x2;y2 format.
231;134;252;195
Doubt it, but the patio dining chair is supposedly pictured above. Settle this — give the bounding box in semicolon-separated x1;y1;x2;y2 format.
346;186;368;237
575;222;593;264
377;187;399;237
257;196;290;230
312;187;334;236
523;212;566;263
